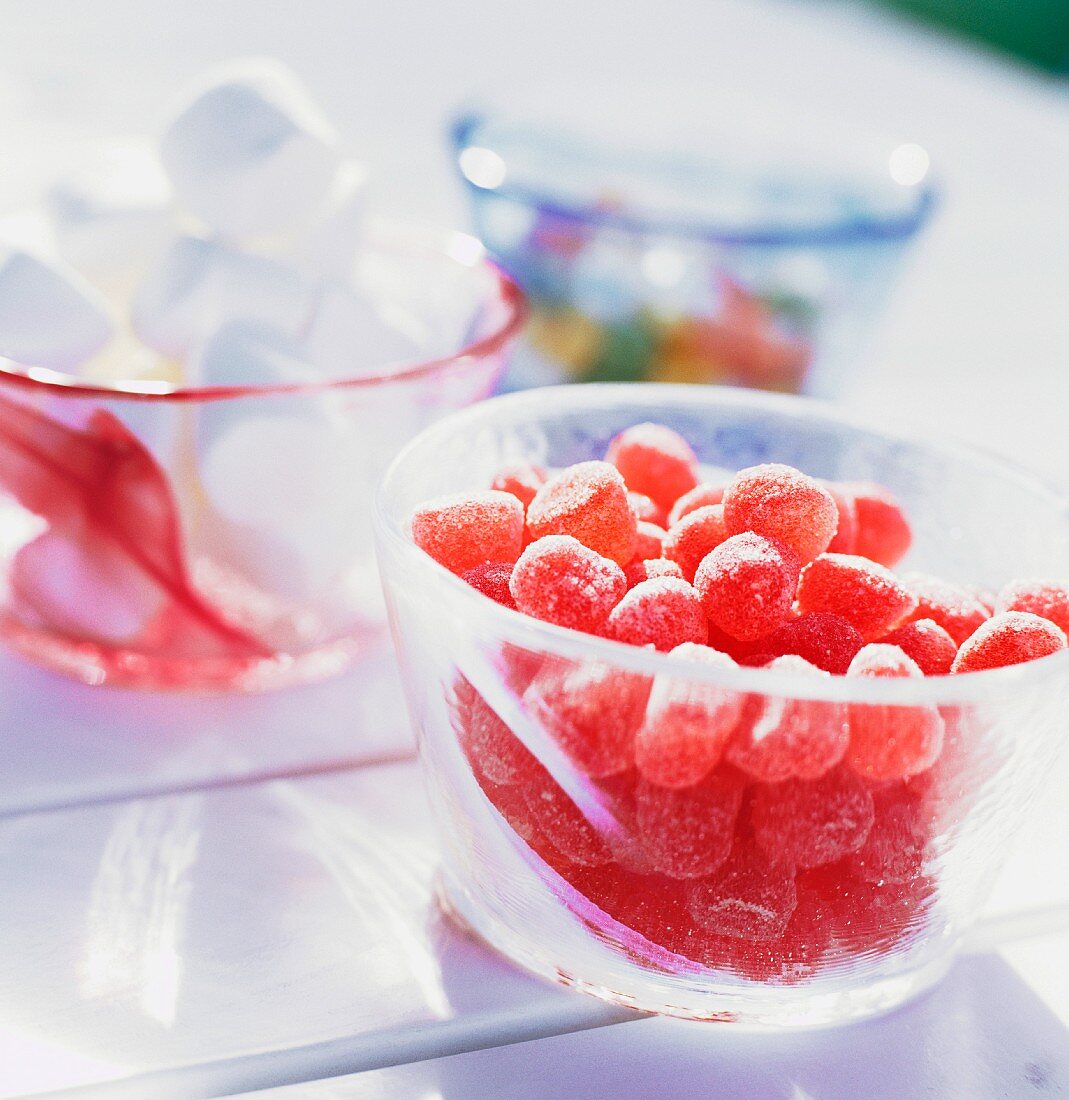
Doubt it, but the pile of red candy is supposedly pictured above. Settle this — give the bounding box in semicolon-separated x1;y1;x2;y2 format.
411;423;1069;981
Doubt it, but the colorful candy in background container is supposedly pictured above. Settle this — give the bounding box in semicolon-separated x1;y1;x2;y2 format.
375;384;1069;1026
450;111;936;396
0;61;524;691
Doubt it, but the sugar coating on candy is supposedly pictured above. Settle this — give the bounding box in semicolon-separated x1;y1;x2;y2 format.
951;611;1067;674
752;767;875;869
624;557;684;588
606;422;699;511
694;532;801;642
510;535;626;634
632;521;667;563
458;688;537;786
882;618;957;676
608;577;708;652
846;644;945;780
722;463;839;565
849;784;927;885
491;463;547;510
997;579;1069;637
726;655;849;782
411;490;524;575
902;571;991;646
796;553;917;642
635;643;745;787
527;460;637;566
628;491;668;527
841;482;912;567
688;843;798;941
825;483;859;554
636;770;744;878
667;481;728;528
766;611;863;674
663;504;728;582
972;587;997;616
522;771;612;867
462;562;516;609
523;659;650;777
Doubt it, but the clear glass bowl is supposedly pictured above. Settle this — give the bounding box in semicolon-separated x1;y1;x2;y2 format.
375;383;1069;1027
451;111;936;398
0;228;524;691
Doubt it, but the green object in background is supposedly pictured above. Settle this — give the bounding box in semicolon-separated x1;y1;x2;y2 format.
881;0;1069;71
583;317;658;383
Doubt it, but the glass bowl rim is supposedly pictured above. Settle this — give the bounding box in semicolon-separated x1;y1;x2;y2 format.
375;382;1069;707
0;223;527;404
450;111;938;248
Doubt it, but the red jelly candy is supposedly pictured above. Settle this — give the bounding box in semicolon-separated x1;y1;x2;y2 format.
461;562;516;609
951;611;1067;673
635;643;745;787
636;770;744;878
841;482;912;567
751;767;875;869
825;483;859;554
608;576;708;652
694;532;801;642
509;535;626;634
527;460;637;566
523;658;650;777
882;618;957;676
796;553;917;642
667;480;728;528
522;770;612;867
997;579;1069;637
688;843;798;941
902;571;991;646
848;783;928;885
663;504;728;582
846;644;945;780
490;463;547;510
722;463;839;564
766;611;863;674
727;655;849;782
606;422;699;512
455;686;538;786
624;557;684;588
632;521;667;562
628;491;668;527
411;490;524;575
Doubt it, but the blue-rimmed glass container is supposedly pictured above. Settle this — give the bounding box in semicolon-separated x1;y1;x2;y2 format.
450;111;936;397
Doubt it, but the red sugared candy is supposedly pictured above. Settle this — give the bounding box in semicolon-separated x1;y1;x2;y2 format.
663;504;728;581
667;480;728;528
411;490;524;575
453;682;536;786
461;562;516;609
608;576;708;652
902;571;991;646
841;482;912;567
688;843;798;941
632;520;667;562
490;463;547;510
636;770;743;878
524;658;650;777
951;611;1067;674
624;557;684;588
796;553;917;641
825;483;859;554
635;643;745;787
751;766;875;869
766;611;863;674
997;579;1069;637
509;535;626;634
726;655;849;782
722;463;839;564
695;532;800;642
628;491;668;527
522;770;612;867
882;618;957;675
606;422;699;512
849;783;928;885
526;460;637;566
846;644;945;780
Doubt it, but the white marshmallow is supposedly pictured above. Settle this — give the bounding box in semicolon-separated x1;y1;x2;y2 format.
0;246;114;370
45;141;175;301
291;159;368;279
304;282;421;378
188;319;318;389
160;59;341;241
131;235;318;358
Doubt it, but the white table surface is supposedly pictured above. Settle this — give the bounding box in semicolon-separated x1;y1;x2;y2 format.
2;0;1069;1096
